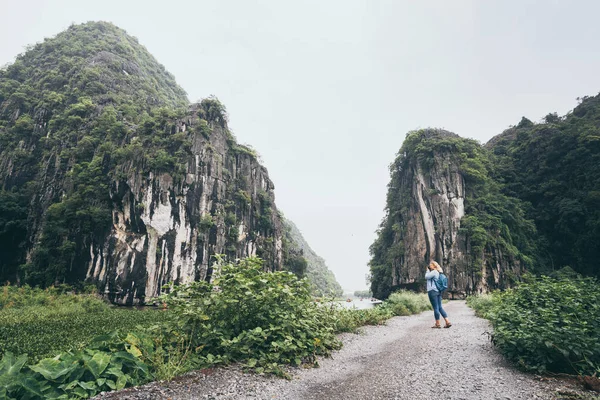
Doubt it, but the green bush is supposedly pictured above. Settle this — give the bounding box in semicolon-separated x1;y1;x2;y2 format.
161;257;341;376
469;276;600;375
466;293;496;318
332;290;430;333
386;290;431;315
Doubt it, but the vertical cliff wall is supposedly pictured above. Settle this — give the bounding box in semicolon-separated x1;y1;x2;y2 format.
0;22;285;304
370;129;535;299
85;111;283;304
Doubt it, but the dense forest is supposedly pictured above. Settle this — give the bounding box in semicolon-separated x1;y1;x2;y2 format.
370;94;600;298
486;98;600;278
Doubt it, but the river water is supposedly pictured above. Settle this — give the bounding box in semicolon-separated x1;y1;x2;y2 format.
337;299;381;310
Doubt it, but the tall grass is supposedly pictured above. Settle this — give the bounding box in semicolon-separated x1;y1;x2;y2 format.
465;293;495;318
334;290;431;333
385;290;431;316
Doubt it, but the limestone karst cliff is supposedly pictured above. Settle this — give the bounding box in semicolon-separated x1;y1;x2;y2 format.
282;218;343;297
0;22;292;304
369;129;536;299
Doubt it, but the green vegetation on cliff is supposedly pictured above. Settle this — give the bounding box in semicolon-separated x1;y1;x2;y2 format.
0;21;192;285
371;91;600;298
0;22;288;293
369;129;536;298
487;94;600;277
282;218;343;297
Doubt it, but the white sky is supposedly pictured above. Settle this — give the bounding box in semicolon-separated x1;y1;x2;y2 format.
2;0;600;292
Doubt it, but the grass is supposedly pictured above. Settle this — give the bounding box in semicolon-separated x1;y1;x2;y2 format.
333;290;431;333
0;286;170;362
465;292;495;318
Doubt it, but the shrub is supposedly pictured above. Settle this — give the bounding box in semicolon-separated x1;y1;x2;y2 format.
161;257;342;376
470;275;600;375
0;345;152;399
333;307;394;333
386;290;431;315
466;293;495;318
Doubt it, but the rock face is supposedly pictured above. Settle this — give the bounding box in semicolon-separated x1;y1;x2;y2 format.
283;218;343;297
370;129;527;299
0;22;285;304
85;111;283;304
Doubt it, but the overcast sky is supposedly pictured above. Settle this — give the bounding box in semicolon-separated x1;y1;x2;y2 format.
2;0;600;292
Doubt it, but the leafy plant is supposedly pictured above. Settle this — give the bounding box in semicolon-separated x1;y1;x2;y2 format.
385;290;431;315
161;257;341;377
468;274;600;375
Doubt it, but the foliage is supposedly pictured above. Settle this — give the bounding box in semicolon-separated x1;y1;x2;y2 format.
333;290;429;333
488;94;600;278
0;344;151;399
333;307;394;333
281;218;344;297
0;286;170;363
0;190;28;282
465;293;496;318
353;290;372;298
161;257;342;377
384;290;431;316
468;275;600;375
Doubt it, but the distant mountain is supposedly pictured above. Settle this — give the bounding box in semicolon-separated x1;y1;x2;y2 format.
283;219;343;297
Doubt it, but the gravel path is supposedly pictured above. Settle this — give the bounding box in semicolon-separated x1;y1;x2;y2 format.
96;301;591;400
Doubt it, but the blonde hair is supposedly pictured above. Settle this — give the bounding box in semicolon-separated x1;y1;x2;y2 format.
430;260;443;273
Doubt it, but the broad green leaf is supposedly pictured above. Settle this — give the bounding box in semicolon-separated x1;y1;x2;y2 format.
77;380;97;391
58;380;78;391
84;352;111;379
105;367;124;379
126;345;142;359
116;375;127;390
111;351;137;363
29;358;75;381
0;352;28;376
20;376;47;398
72;386;87;398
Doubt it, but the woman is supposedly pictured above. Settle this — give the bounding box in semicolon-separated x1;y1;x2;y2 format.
425;261;452;329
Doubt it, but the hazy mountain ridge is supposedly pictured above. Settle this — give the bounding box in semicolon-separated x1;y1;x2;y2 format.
283;218;343;297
